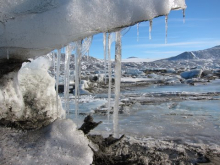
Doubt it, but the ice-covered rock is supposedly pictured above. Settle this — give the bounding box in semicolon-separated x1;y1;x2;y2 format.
180;69;203;79
0;0;186;60
0;57;65;129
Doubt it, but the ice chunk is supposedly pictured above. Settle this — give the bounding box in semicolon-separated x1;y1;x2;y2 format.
180;69;203;79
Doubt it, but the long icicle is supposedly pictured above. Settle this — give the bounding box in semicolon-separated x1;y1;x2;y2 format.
56;49;61;115
183;9;186;23
137;23;139;42
149;20;153;40
64;45;71;118
113;30;122;138
107;33;112;123
165;15;168;44
52;52;56;77
75;40;82;122
103;33;107;84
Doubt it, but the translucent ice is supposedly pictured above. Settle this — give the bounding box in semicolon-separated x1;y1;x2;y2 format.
165;15;169;44
113;30;122;138
107;33;112;123
149;20;153;40
64;45;71;117
56;49;61;114
103;33;107;84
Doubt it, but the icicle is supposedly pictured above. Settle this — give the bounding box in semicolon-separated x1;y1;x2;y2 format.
107;33;112;123
137;23;139;42
56;49;61;115
149;20;153;40
87;50;90;61
113;30;122;138
64;45;71;118
52;52;56;77
183;9;186;23
75;40;82;121
6;49;9;59
103;33;107;84
165;15;168;44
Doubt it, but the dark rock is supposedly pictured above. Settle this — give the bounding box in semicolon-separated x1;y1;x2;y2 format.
78;115;102;134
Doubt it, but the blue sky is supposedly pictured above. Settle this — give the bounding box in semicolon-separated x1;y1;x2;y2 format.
89;0;220;60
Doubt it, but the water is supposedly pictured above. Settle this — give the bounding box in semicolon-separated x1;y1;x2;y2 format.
61;79;220;144
134;79;220;94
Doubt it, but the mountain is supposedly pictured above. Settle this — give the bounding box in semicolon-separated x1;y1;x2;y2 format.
166;45;220;61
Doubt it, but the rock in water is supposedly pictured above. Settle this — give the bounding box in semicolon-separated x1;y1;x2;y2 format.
79;115;102;134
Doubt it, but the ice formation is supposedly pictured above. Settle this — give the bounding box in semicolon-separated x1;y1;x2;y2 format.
137;23;139;42
56;49;61;114
165;15;169;44
113;31;122;138
103;33;107;84
0;57;65;129
149;20;153;40
0;0;187;163
0;0;186;60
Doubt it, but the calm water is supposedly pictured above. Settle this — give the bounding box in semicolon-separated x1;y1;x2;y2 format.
134;79;220;94
61;79;220;145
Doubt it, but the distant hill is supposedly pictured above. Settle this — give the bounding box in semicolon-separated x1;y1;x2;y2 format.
166;45;220;61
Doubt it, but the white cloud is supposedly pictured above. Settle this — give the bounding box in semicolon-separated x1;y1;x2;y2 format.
130;40;220;48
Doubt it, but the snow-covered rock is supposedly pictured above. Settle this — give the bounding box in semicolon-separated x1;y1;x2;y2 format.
0;57;65;129
180;69;203;79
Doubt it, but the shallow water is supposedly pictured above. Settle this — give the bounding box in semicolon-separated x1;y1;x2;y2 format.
134;79;220;94
93;100;220;145
61;79;220;145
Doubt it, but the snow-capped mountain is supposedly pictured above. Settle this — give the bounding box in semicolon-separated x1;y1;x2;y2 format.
166;45;220;61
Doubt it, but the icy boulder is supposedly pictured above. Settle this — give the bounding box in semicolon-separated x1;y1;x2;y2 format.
125;68;144;76
0;57;65;129
0;0;186;60
180;69;203;79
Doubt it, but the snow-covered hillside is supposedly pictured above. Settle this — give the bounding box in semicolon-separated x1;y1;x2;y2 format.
166;45;220;61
